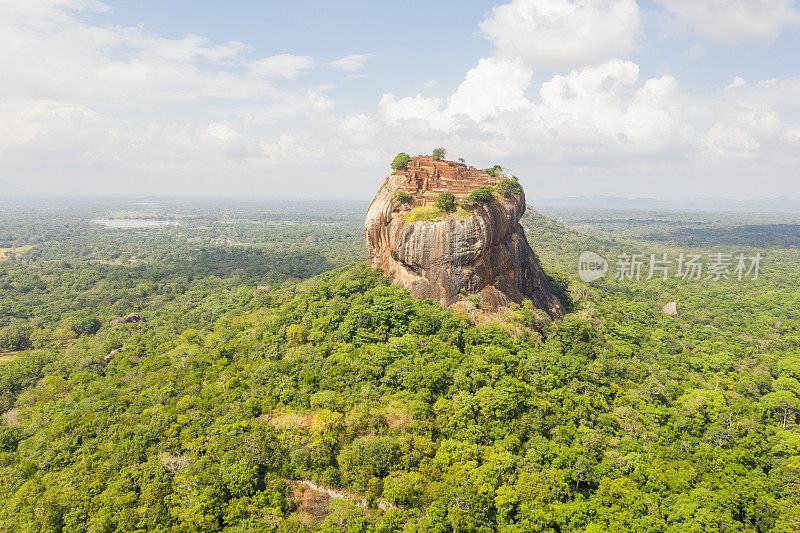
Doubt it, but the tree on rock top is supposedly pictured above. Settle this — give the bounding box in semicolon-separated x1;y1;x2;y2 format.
435;192;456;212
465;186;494;203
484;165;504;177
394;191;413;203
495;178;523;199
432;147;447;160
390;152;411;171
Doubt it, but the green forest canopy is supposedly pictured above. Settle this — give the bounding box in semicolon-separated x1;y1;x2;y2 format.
0;199;799;532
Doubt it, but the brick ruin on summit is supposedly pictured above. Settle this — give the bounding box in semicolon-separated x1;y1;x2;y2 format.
393;155;501;207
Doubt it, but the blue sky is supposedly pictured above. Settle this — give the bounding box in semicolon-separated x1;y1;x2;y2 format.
1;0;799;199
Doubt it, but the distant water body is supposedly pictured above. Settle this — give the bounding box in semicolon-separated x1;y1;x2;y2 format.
93;219;178;228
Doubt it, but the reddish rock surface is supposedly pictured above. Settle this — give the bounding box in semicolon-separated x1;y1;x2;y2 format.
391;155;502;206
365;156;565;317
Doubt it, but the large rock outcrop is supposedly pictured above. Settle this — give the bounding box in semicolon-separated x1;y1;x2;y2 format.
365;156;565;318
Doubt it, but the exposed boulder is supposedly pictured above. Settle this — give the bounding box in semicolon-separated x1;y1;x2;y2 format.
104;348;121;362
110;313;144;325
662;301;680;316
365;155;564;318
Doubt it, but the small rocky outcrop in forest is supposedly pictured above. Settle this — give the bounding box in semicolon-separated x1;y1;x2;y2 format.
662;301;680;316
365;155;564;318
110;313;144;325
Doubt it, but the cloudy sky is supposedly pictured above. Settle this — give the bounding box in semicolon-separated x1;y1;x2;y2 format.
1;0;799;199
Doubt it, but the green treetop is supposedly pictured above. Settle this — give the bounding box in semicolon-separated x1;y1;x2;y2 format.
390;152;411;171
484;165;504;177
435;192;457;212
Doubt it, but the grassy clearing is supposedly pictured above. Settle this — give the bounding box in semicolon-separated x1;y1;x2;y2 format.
0;246;33;261
404;204;473;225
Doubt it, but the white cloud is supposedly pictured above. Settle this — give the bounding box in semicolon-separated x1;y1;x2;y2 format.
478;0;641;69
1;0;799;199
0;0;356;195
655;0;800;44
784;127;800;143
2;0;111;24
351;0;800;198
721;76;800;106
685;44;707;59
447;57;533;122
325;54;374;71
0;99;112;156
378;93;451;133
534;61;682;151
376;60;683;158
726;76;748;90
0;1;317;105
259;134;324;167
705;123;760;155
249;54;314;79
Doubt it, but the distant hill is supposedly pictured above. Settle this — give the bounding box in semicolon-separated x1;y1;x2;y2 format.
519;207;621;274
534;195;800;213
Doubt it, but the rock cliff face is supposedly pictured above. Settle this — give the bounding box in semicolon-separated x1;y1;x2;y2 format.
365;156;565;318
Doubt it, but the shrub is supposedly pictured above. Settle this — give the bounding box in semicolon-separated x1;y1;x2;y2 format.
101;338;123;355
286;324;308;345
435;193;457;212
383;471;427;506
465;186;494;203
0;426;23;453
516;300;552;333
432;147;446;160
310;390;339;410
393;191;413;203
390;152;411;171
71;316;101;336
0;324;32;351
495;178;523;198
484;165;504;177
338;436;402;478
